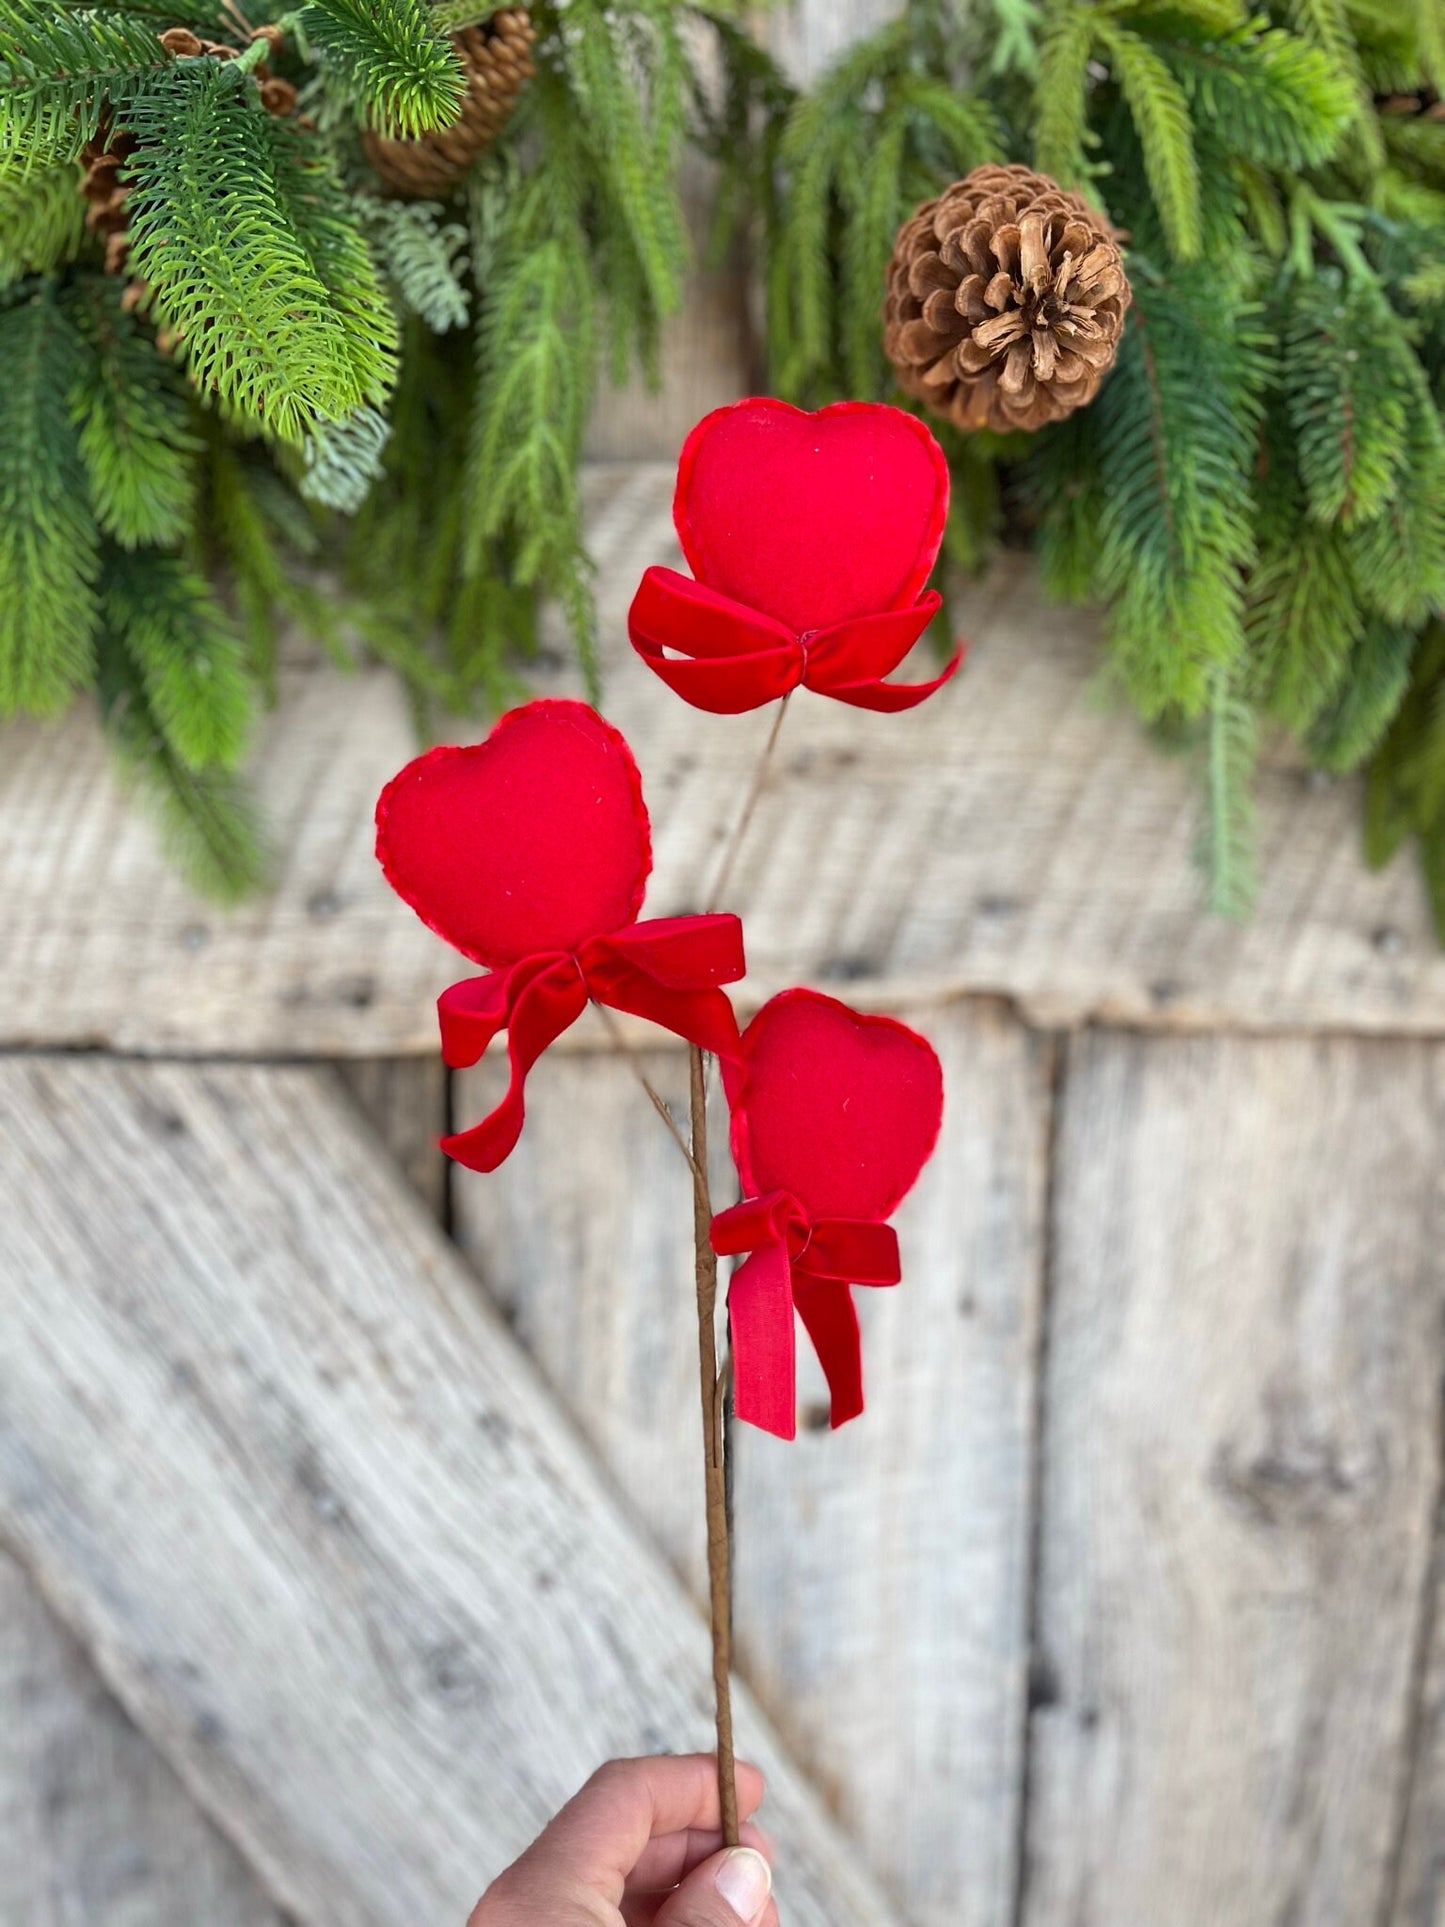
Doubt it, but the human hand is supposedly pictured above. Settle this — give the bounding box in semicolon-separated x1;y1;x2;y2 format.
469;1754;778;1927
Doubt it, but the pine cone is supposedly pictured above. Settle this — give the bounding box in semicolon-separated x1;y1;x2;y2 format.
884;163;1131;435
80;126;139;276
365;8;537;197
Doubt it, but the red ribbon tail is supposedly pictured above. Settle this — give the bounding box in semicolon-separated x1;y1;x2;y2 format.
826;641;964;713
436;972;511;1070
628;567;803;715
792;1278;865;1430
440;958;587;1173
727;1243;799;1441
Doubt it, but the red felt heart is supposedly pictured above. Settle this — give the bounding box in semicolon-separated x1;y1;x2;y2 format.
729;989;943;1222
375;699;651;967
673;398;950;637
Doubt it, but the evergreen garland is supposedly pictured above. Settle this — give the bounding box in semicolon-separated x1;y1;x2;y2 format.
743;0;1445;936
4;0;1444;934
0;0;712;888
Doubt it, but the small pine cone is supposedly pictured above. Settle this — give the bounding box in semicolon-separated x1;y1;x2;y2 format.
365;7;537;197
1376;88;1445;120
158;25;203;56
79;128;138;264
259;75;298;117
884;163;1132;435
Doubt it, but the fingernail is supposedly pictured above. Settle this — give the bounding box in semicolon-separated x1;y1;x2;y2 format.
715;1846;772;1920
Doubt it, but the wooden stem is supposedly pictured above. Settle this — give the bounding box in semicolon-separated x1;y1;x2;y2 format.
689;1043;739;1846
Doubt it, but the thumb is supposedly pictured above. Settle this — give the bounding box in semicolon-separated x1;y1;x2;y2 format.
654;1845;774;1927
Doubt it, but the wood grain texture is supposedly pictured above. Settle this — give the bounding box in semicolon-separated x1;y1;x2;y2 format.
453;1039;713;1602
1390;1511;1445;1927
332;1057;448;1221
0;1547;285;1927
730;1003;1051;1927
1022;1031;1445;1927
3;469;1444;1055
0;1055;897;1927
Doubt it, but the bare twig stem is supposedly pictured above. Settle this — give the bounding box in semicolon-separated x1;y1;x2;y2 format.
689;1044;739;1845
706;694;792;915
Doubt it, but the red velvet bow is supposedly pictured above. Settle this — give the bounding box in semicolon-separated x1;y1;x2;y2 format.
629;570;958;715
374;699;746;1173
438;915;744;1173
628;397;963;716
711;1191;901;1440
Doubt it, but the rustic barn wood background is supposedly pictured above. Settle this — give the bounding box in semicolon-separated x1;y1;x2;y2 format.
3;6;1444;1924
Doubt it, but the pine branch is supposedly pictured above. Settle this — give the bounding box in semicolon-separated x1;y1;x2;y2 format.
360;196;470;331
301;0;466;135
0;284;99;714
0;158;84;285
1286;0;1384;168
1283;274;1414;528
122;69;397;444
1092;264;1268;715
1035;0;1094;185
1365;623;1445;937
96;616;268;901
463;175;598;692
1160;21;1356;172
66;276;197;548
0;1;171;167
102;548;253;769
1095;19;1203;259
299;404;391;511
1247;522;1364;731
1310;617;1418;770
539;0;691;328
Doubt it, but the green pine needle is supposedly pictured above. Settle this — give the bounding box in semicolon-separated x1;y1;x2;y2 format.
301;0;466;136
67;277;197;549
1092;266;1268;717
1095;20;1203;260
97;613;269;902
0;1;171;168
361;197;471;332
1282;275;1412;528
0;285;99;715
102;548;253;770
1248;523;1364;732
1161;22;1356;173
1310;618;1419;771
0;159;84;286
299;405;391;512
122;69;397;446
1035;1;1094;186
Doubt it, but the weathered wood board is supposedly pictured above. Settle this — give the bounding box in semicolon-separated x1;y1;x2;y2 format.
332;1056;449;1221
1391;1518;1445;1927
0;1054;896;1927
1021;1031;1445;1927
0;1548;285;1927
453;1042;713;1603
2;469;1441;1055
